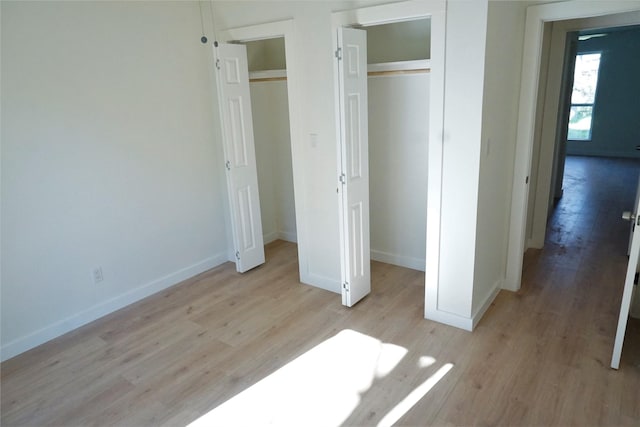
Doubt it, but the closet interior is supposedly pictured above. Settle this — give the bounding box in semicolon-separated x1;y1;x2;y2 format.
245;37;298;246
365;18;431;271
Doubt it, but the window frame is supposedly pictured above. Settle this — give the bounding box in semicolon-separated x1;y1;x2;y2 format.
567;50;602;142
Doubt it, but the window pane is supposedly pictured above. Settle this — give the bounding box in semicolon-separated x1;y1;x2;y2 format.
568;105;593;140
571;53;601;104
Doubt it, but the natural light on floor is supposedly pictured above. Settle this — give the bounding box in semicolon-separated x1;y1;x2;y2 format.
187;329;453;427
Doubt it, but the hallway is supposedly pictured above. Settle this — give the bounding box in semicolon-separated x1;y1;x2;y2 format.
483;154;640;420
519;155;640;342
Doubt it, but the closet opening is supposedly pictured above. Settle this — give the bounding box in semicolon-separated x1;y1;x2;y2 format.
365;18;431;275
244;37;298;263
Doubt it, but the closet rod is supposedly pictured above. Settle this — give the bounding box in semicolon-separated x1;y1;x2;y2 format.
368;68;430;77
249;77;287;83
249;68;430;82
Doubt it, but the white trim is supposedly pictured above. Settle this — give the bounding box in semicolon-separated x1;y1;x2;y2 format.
425;309;473;332
0;253;228;362
506;0;640;292
472;280;502;330
367;59;431;73
371;250;425;272
424;7;446;328
332;0;445;27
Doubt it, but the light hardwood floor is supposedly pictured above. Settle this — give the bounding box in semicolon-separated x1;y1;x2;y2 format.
2;156;640;426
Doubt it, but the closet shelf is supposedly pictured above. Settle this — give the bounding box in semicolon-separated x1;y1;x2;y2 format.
367;59;431;76
248;59;430;82
249;69;287;82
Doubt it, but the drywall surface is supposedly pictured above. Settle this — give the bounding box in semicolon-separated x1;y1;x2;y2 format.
368;74;428;271
246;38;287;71
1;1;228;360
365;18;431;63
436;0;488;318
473;0;529;319
566;27;640;158
250;80;297;243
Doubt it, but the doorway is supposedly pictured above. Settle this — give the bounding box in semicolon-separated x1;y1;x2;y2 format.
334;15;434;307
332;0;446;316
508;3;640;369
219;19;328;288
531;23;640;340
527;20;640;250
506;3;640;290
244;37;298;250
365;19;430;273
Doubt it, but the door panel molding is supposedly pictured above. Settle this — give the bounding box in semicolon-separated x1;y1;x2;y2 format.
214;43;265;273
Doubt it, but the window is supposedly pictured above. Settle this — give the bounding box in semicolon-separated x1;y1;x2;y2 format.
567;52;601;141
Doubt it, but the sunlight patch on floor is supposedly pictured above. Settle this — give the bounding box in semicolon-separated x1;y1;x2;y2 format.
187;329;455;426
187;329;408;426
377;362;453;427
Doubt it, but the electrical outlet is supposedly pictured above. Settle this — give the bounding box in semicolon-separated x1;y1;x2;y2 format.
92;267;104;284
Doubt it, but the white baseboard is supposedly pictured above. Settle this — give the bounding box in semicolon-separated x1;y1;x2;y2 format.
263;231;279;245
264;231;297;245
301;272;341;294
424;307;473;331
278;231;297;243
371;249;425;271
1;252;228;362
424;279;502;332
472;279;502;329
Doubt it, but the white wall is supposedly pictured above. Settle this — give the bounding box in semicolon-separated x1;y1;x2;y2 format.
250;79;297;244
246;38;287;71
473;0;530;322
435;0;488;321
1;1;228;360
368;73;428;271
365;18;431;63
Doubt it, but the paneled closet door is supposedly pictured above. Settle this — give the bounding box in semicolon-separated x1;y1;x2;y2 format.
214;42;265;273
336;27;370;307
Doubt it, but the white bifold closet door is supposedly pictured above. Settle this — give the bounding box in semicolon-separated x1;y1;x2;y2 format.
336;27;370;307
214;42;265;273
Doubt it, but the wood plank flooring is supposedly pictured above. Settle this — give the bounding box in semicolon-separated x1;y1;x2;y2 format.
2;155;640;426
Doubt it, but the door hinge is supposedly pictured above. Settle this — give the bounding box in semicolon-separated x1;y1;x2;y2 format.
235;251;240;260
335;47;342;61
225;160;231;171
343;282;349;291
339;173;346;185
215;59;221;70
